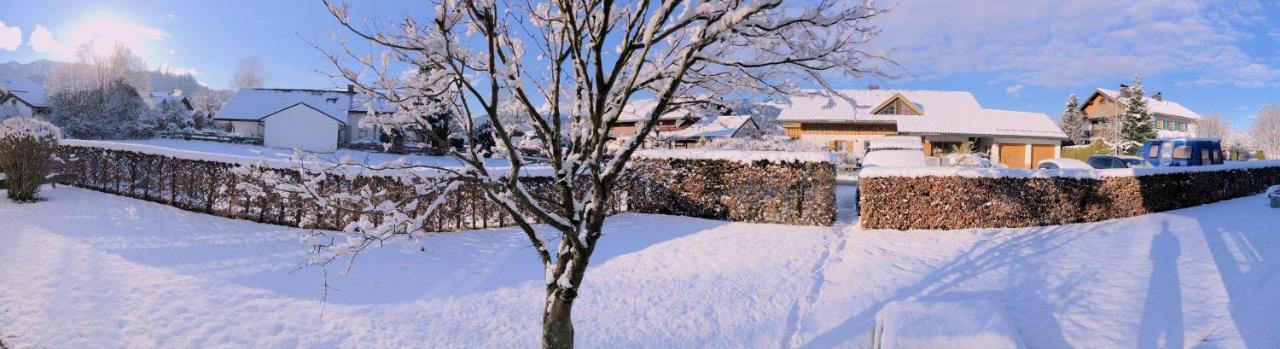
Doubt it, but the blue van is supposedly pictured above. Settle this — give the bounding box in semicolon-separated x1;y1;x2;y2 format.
1140;138;1224;167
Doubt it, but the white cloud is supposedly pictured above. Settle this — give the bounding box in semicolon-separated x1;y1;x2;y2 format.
29;25;59;53
870;0;1278;88
1004;84;1025;97
159;63;200;76
0;20;19;51
28;14;169;62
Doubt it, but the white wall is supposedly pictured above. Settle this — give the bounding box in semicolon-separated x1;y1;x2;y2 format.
229;121;263;137
346;112;379;144
263;105;343;152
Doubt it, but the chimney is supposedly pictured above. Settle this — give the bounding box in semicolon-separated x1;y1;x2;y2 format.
347;84;355;93
1152;92;1163;101
1119;84;1131;98
868;85;880;90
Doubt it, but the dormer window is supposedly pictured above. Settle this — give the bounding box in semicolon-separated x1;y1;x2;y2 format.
872;93;924;115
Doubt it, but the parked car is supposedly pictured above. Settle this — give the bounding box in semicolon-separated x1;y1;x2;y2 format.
1037;158;1092;170
1140;138;1224;167
1086;155;1153;169
862;137;926;168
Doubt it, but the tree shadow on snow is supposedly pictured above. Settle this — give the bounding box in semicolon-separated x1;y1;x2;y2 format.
802;225;1092;349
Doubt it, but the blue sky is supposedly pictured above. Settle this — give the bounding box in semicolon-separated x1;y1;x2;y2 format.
1;0;1278;131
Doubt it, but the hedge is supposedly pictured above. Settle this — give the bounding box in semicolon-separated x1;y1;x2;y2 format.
54;145;839;231
859;162;1280;230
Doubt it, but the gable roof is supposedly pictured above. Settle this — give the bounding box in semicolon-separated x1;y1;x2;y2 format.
0;76;48;108
1093;88;1201;120
260;102;348;125
871;93;925;115
213;88;395;121
616;98;726;122
150;92;193;111
662;115;756;140
776;89;1066;139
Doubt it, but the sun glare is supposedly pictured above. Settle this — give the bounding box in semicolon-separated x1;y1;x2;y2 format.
37;12;167;62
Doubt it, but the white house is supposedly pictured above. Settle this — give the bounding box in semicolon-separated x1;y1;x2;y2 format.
777;89;1067;169
1079;85;1202;140
0;77;51;117
212;87;393;152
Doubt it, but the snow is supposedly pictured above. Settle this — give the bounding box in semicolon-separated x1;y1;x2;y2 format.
868;136;923;151
213;88;393;122
633;148;838;164
3;185;1280;348
61;138;550;176
872;300;1026;349
0;117;61;139
659;114;753;139
775;89;1067;139
0;76;47;107
861;149;927;168
862;160;1280;179
1096;88;1201;120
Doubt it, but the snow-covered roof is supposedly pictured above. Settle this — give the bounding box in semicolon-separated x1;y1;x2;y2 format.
0;76;48;108
1095;88;1201;120
214;88;396;121
776;89;1066;140
633;148;838;164
661;115;754;140
616;98;721;122
150;92;191;110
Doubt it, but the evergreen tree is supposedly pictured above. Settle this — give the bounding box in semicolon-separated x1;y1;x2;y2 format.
1059;94;1086;145
1120;74;1157;154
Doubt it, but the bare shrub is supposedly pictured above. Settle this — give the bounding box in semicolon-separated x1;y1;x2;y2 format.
0;118;62;202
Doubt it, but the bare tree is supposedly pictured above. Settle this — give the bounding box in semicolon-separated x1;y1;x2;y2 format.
1251;105;1280;158
245;1;892;347
1196;113;1232;141
46;42;151;95
232;56;268;89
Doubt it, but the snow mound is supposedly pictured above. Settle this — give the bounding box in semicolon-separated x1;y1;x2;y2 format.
872;300;1026;349
633;149;837;164
862;149;926;168
862;160;1280;179
868;136;924;151
0;117;61;140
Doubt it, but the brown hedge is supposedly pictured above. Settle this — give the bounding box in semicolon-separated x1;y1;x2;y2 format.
860;166;1280;230
56;146;838;231
627;157;836;226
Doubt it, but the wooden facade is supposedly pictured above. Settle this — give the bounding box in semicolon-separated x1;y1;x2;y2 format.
791;122;898;135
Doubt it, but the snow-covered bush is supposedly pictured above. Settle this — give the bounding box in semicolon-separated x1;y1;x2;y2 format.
0;117;61;202
947;153;992;168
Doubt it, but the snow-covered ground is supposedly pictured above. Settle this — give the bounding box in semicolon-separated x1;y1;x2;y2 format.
2;185;1279;348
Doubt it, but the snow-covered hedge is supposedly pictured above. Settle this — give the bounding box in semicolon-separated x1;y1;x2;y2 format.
627;152;837;226
0;117;62;202
54;145;602;231
633;149;838;164
860;162;1280;230
54;144;837;229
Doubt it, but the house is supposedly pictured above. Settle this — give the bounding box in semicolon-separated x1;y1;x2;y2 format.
1079;85;1201;141
659;114;763;148
776;89;1067;169
0;77;51;117
211;87;393;152
150;91;195;112
609;98;732;138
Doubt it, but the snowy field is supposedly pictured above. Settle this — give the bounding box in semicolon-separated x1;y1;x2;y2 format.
2;185;1280;348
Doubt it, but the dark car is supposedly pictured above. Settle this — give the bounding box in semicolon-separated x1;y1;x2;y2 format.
1087;155;1153;169
1140;138;1224;167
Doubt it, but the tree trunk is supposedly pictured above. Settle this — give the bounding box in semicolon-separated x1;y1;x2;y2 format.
542;286;577;349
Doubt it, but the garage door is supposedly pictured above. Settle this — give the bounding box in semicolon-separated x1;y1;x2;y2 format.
1031;144;1056;168
999;143;1027;169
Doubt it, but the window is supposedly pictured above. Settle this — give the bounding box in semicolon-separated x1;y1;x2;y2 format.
1179;122;1187;131
1172;146;1191;159
1147;145;1160;158
880;104;897;115
1201;149;1211;164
